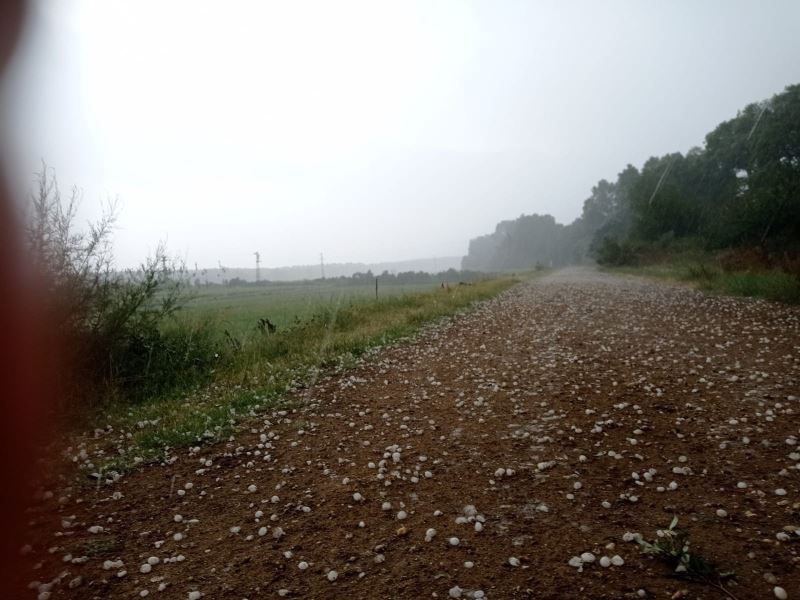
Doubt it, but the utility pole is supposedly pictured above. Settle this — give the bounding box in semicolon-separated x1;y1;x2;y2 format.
320;252;325;279
254;251;261;283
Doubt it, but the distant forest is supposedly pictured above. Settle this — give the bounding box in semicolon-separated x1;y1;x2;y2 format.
463;84;800;270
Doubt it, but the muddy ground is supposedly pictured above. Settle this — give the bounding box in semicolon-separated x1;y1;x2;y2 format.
18;269;800;599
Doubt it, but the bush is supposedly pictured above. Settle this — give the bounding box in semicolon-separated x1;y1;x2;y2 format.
26;165;220;407
594;235;638;266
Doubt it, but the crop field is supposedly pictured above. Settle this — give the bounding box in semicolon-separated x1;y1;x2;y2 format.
179;280;442;336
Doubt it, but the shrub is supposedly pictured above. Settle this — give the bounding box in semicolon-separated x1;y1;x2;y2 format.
594;235;638;266
25;164;219;407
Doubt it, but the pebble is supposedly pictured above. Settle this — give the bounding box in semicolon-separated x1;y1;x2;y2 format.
774;587;788;600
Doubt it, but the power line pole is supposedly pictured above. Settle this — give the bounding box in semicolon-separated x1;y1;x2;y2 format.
254;251;261;283
320;252;325;279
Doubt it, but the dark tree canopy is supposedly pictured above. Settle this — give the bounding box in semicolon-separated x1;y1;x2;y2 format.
462;84;800;270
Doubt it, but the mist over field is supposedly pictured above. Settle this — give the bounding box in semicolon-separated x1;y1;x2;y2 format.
2;0;799;272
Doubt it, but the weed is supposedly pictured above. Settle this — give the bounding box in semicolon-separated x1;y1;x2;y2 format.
637;517;739;599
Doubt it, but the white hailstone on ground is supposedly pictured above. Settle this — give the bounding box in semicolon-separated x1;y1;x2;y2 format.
272;527;285;539
449;537;460;546
188;592;202;600
298;561;309;571
147;556;160;565
449;586;463;598
140;590;149;597
87;526;103;534
139;563;152;574
566;493;575;500
247;484;257;493
668;481;678;491
358;521;365;528
601;501;612;509
382;502;392;511
580;552;595;563
230;526;241;534
173;533;184;541
775;488;787;496
508;557;521;567
258;527;267;537
434;510;443;516
737;481;748;489
474;521;484;532
425;528;437;542
573;482;582;490
455;517;468;525
397;511;408;520
599;556;611;568
271;495;280;503
611;555;624;566
494;468;506;478
174;515;183;523
464;561;474;568
353;492;364;502
283;551;293;559
326;570;338;582
568;556;583;568
773;587;788;600
716;509;728;518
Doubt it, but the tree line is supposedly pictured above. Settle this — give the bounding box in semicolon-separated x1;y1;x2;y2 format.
463;83;800;270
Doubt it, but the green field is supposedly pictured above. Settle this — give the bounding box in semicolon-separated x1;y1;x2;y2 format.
181;280;440;336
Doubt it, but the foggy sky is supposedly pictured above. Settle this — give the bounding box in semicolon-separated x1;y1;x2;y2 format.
2;0;799;269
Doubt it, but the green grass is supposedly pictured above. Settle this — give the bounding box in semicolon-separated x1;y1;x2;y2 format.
610;261;800;304
181;280;441;336
88;276;521;474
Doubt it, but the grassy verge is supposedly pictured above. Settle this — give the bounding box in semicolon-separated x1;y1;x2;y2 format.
87;276;520;474
609;260;800;304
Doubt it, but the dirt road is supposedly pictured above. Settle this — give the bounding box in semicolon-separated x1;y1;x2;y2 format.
21;269;800;599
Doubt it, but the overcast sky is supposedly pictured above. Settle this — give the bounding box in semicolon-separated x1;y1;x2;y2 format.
2;0;799;269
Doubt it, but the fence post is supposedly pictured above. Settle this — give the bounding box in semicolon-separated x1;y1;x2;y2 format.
375;277;378;300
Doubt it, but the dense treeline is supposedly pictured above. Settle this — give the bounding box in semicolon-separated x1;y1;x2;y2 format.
463;84;800;270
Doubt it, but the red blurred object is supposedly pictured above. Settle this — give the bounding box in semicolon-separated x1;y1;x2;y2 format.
0;0;55;590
